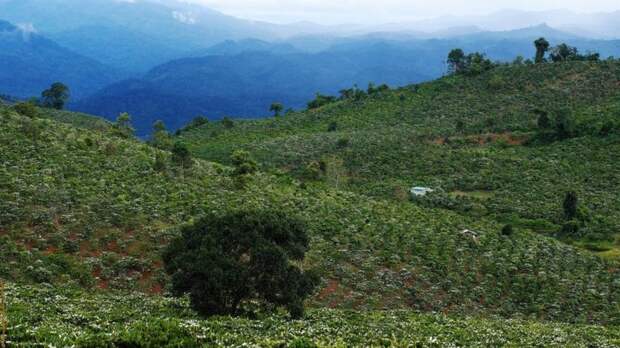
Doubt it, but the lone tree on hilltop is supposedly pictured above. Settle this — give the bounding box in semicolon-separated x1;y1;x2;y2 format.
270;102;284;117
534;38;550;63
163;210;319;318
41;82;70;110
447;48;466;74
114;112;135;138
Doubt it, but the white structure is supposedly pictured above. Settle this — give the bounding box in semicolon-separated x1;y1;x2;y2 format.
410;187;434;197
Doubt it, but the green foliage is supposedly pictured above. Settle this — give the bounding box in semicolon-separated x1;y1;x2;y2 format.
6;284;620;347
113;112;135;138
563;191;579;221
221;117;234;129
501;224;514;236
12;102;39;118
231;150;258;177
534;37;550;63
178;61;620;255
448;49;496;75
150;120;173;150
307;93;337;110
41;82;70;110
550;43;600;63
163;211;318;318
270;102;284;117
171;142;193;169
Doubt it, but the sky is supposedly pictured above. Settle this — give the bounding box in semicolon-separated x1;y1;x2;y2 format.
186;0;620;25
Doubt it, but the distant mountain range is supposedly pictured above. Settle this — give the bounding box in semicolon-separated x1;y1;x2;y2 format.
0;0;331;72
370;9;620;39
0;19;123;98
74;25;620;136
1;0;620;135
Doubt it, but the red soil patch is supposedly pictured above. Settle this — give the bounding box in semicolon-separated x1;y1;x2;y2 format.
44;245;58;255
150;283;163;295
318;279;340;301
97;279;109;290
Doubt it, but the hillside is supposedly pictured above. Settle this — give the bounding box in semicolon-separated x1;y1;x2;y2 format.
178;60;620;259
2;101;619;326
0;19;124;98
76;32;620;136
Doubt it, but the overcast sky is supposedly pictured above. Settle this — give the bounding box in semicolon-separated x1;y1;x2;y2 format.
186;0;620;25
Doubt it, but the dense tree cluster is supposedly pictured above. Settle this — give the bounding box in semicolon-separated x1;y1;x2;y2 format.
163;210;319;318
447;49;496;75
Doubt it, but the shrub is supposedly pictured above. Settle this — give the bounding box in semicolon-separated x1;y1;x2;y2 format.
336;138;350;149
171;142;193;169
221;117;234;129
13;102;39;118
501;224;514;236
163;211;319;318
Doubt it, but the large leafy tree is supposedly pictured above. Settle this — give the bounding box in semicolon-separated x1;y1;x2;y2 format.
447;48;466;74
270;102;284;117
41;82;70;110
534;38;550;63
163;210;319;318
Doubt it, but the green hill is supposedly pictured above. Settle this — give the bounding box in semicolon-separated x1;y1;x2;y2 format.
1;62;620;345
179;60;620;259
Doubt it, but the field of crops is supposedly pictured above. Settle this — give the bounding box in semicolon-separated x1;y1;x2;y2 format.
6;283;620;347
179;61;620;258
2;60;620;346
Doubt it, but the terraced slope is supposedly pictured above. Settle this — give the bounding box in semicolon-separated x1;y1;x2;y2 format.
1;105;619;324
179;61;620;257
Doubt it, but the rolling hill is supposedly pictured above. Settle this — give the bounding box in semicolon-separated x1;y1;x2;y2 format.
178;60;620;260
2;90;619;325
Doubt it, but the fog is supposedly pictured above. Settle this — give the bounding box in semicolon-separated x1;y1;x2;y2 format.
186;0;620;25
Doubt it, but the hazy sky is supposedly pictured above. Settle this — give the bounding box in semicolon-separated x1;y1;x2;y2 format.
187;0;620;25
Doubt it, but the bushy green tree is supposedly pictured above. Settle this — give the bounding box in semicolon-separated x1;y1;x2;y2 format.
550;44;579;62
307;93;336;110
447;49;496;76
221;117;234;129
270;103;284;117
114;112;135;138
563;191;579;220
163;210;319;318
447;48;466;74
171;142;192;169
13;102;39;118
534;38;550;63
327;122;338;132
535;110;551;130
231;150;257;176
501;224;514;236
150;120;172;150
41;82;70;110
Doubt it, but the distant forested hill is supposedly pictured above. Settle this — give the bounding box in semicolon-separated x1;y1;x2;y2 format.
76;28;620;136
0;19;123;99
